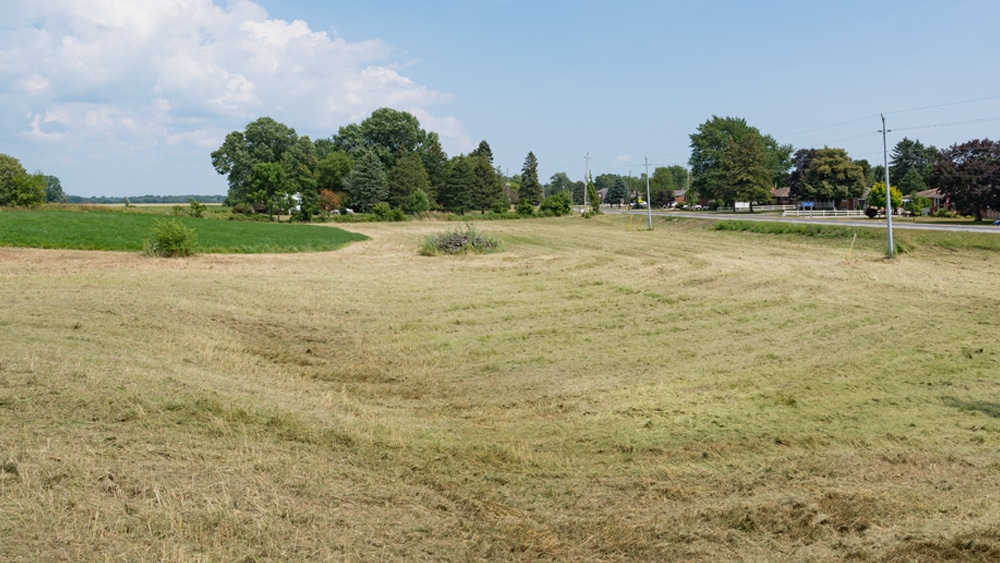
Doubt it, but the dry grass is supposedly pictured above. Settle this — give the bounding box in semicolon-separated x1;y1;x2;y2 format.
2;215;1000;561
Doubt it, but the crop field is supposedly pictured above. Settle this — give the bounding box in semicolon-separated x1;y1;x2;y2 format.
2;215;999;561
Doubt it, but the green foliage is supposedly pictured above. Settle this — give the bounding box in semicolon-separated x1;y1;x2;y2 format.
211;117;307;206
905;195;931;216
440;155;474;214
371;202;407;222
388;150;430;211
516;199;535;216
799;147;866;202
43;175;67;203
189;199;207;218
867;182;903;210
419;223;504;255
718;134;774;209
470;154;503;213
539;192;572;216
408;189;431;215
586;175;601;214
332;108;430;171
890;137;938;187
606;177;629;206
144;218;198;257
0;154;45;208
688;116;792;202
316;150;353;193
932;139;1000;221
518;151;542;206
344;150;389;213
249;161;293;219
0;209;368;253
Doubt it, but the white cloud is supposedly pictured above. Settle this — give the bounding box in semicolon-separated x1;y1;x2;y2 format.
1;0;464;152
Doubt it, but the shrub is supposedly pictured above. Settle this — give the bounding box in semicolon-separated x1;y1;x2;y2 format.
865;207;878;219
491;200;510;214
539;192;571;217
144;218;197;257
189;199;206;218
516;199;535;216
419;223;503;256
371;202;407;222
231;202;253;215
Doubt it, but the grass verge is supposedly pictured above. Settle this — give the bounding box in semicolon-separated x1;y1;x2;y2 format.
0;208;367;253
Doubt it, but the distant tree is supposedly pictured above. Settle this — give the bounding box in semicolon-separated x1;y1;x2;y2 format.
470;155;503;213
799;147;866;203
344;150;389;213
586;174;601;213
717;134;774;211
650;167;675;206
788;148;817;196
546;171;573;197
470;140;494;164
387;150;430;211
316;150;353;193
855;159;875;189
666;165;689;192
593;173;618;192
905;194;932;216
519;151;542;206
420;138;449;206
867;182;903;212
0;154;45;208
211;117;310;206
689;115;791;202
248;162;292;220
318;189;341;211
43;175;67;203
332;108;429;171
441;155;475;214
890;137;938;188
931;138;1000;221
606;177;629;207
571;180;585;205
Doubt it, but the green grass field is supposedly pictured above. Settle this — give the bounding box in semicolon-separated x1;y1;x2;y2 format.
2;214;1000;561
0;208;368;253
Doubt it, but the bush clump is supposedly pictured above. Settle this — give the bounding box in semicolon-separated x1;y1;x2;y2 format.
419;223;503;256
144;218;197;257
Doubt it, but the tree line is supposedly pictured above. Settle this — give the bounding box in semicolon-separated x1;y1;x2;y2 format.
211;108;573;220
684;115;1000;219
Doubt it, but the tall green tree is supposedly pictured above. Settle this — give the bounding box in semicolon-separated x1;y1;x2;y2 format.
420;138;450;206
931;139;1000;221
332;108;429;171
606;177;629;206
344;150;389;213
650;167;675;207
316;150;353;193
43;175;66;203
470;140;494;164
470;154;503;213
546;171;573;197
248;162;293;220
440;155;475;214
717;135;774;211
586;174;601;213
388;150;431;212
211;117;309;206
0;154;45;208
688;115;791;202
571;180;586;205
519;151;542;206
890;137;938;188
666;165;688;192
799;147;866;203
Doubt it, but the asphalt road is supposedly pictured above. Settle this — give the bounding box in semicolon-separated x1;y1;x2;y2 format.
600;208;1000;234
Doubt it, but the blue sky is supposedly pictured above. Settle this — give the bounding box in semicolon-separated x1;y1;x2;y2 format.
2;0;999;197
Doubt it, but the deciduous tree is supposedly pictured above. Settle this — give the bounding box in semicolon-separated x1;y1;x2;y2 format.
799;147;866;203
387;150;430;211
931;139;1000;221
689;116;791;202
212;117;308;206
717;134;774;211
0;154;45;208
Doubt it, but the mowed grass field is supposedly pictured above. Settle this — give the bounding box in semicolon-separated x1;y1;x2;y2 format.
2;215;999;561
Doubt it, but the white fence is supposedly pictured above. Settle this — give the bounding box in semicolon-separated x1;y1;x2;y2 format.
752;205;797;212
782;209;867;217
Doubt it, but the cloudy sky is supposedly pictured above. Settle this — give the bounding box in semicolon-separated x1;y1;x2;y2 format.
2;0;999;197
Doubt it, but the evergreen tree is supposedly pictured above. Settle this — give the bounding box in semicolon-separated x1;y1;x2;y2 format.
420;138;449;206
345;150;389;213
586;174;601;213
440;155;475;214
470;154;502;213
518;151;542;206
387;149;430;211
471;140;494;164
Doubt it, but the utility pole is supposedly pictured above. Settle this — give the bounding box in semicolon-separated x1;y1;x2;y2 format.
880;114;894;258
644;156;653;229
